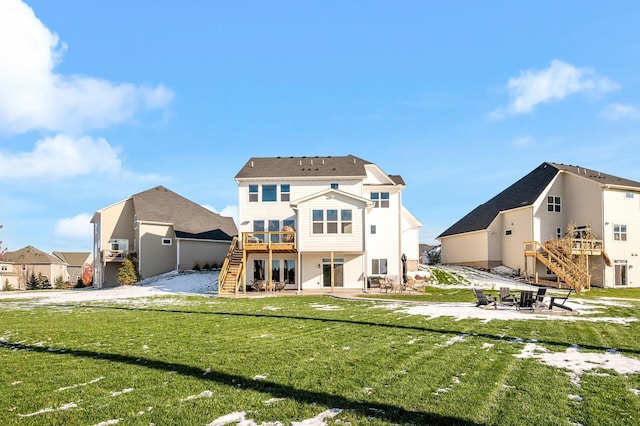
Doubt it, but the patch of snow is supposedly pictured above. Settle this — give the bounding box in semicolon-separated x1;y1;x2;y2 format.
18;402;77;417
181;390;213;402
308;303;343;311
515;344;640;385
631;389;640;396
253;374;268;380
57;376;104;391
110;388;133;397
265;398;286;405
291;408;343;426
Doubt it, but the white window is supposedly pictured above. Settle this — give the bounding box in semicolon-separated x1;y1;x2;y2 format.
372;258;387;275
505;229;512;236
371;192;390;208
327;209;338;234
162;238;172;246
614;260;628;286
614;224;627;241
626;192;634;199
371;225;377;234
547;196;561;212
249;185;259;202
341;210;352;233
312;210;323;234
331;183;339;189
556;227;562;239
280;184;290;202
1;265;7;271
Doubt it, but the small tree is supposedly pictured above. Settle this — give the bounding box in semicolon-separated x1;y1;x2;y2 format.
3;278;12;291
54;275;66;289
27;272;39;290
38;273;51;289
82;263;94;287
117;258;139;286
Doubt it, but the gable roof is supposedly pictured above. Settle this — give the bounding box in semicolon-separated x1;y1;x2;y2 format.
289;188;374;208
131;186;237;240
235;155;372;179
52;252;91;266
550;162;640;189
4;246;63;264
439;162;640;239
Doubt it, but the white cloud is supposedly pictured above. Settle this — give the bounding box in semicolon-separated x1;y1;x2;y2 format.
598;103;640;121
490;60;619;119
0;134;121;179
0;0;173;134
54;213;93;240
512;136;533;148
204;204;239;227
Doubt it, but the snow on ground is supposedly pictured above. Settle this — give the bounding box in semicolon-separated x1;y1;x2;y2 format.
0;270;219;304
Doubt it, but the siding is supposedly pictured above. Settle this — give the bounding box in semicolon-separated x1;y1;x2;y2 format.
603;189;640;287
139;223;176;279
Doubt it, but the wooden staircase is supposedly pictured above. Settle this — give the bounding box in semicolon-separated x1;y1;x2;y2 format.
524;240;590;292
217;237;244;296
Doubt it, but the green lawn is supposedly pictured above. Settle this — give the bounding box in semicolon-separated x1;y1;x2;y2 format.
1;294;640;425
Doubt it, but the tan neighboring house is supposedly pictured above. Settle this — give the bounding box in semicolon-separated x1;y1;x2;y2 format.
52;252;93;285
438;162;640;289
2;246;68;290
1;258;19;290
91;186;238;288
218;155;422;294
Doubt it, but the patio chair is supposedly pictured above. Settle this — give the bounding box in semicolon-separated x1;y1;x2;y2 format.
499;287;517;306
251;279;266;291
518;290;534;310
274;280;287;291
473;288;497;309
533;288;547;309
549;289;573;311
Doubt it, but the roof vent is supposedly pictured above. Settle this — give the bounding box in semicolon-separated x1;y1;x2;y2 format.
250;161;254;168
353;158;356;164
322;159;325;165
310;159;313;166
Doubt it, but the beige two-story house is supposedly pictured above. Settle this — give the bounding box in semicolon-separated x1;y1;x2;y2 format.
91;186;237;288
438;162;640;288
221;155;422;293
2;246;68;289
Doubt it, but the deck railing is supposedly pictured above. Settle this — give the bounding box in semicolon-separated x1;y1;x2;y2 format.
242;231;296;251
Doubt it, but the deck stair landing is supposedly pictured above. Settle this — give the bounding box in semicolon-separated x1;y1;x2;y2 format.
524;238;610;293
218;237;243;296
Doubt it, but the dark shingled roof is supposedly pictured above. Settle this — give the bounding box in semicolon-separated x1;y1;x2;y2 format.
438;162;640;239
131;186;237;241
234;155;371;179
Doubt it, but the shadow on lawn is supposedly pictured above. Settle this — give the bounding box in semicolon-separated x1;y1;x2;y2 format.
69;303;640;356
0;340;481;425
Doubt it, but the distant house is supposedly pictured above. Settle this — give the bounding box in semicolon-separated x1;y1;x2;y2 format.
419;244;438;264
438;162;640;289
91;186;237;288
219;155;422;293
52;252;92;285
3;246;68;290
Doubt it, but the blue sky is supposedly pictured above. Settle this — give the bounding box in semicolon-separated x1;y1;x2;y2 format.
1;0;640;254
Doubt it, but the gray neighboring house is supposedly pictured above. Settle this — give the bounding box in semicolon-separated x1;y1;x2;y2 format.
52;252;92;285
91;186;238;288
438;162;640;288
